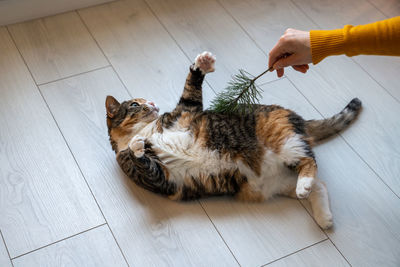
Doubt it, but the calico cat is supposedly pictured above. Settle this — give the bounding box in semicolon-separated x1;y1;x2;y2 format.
105;52;361;229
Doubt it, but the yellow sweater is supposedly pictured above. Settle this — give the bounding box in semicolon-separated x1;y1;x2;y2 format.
310;16;400;64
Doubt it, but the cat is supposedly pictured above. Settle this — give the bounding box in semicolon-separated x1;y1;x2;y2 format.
105;51;361;229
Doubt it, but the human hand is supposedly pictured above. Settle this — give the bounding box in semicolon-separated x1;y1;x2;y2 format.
268;29;312;77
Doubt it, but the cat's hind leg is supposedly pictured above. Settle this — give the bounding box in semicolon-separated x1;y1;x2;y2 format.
280;177;333;229
308;178;333;229
295;157;317;199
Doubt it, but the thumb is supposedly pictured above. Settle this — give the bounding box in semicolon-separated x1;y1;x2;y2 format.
273;54;299;69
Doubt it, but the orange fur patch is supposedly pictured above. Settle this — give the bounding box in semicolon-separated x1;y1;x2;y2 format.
296;157;317;178
177;112;193;128
236;182;264;202
256;109;294;153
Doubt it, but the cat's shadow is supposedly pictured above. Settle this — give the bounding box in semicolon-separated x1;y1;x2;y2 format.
120;173;315;229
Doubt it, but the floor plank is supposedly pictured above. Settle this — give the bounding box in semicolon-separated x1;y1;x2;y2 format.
267;240;349;267
12;225;127;267
40;67;238;267
0;232;12;267
78;0;216;113
263;78;400;267
0;26;104;258
78;0;197;113
367;0;400;17
145;0;276;90
8;11;108;85
218;0;313;49
293;0;400;102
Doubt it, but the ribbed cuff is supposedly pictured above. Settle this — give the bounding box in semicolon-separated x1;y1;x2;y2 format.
310;29;346;64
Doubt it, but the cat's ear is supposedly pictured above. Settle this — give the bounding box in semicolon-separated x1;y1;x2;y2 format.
106;95;120;118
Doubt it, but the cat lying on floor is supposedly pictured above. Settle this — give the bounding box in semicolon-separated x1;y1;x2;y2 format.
105;51;361;229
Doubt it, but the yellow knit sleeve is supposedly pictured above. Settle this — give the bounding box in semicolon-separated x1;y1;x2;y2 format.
310;16;400;64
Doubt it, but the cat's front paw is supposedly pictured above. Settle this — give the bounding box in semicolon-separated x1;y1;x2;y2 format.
194;51;216;74
129;136;145;158
296;177;314;199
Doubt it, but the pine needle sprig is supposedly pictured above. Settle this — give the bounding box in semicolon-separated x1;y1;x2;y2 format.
210;67;272;114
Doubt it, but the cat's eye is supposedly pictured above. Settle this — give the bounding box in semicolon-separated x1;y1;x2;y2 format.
130;102;140;107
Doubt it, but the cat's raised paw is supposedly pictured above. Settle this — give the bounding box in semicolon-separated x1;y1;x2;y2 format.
194;51;216;74
296;177;314;199
129;135;145;158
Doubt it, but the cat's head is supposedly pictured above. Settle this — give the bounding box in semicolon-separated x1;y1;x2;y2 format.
105;95;159;151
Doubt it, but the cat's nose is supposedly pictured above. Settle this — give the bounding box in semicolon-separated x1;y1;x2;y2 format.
148;101;155;107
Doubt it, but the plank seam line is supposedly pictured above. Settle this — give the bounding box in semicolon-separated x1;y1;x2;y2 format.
142;0;220;95
261;238;329;266
198;201;242;266
76;10;133;99
214;0;288;81
6;25;130;267
37;65;111;86
10;223;107;261
365;0;391;18
0;230;14;267
351;58;400;104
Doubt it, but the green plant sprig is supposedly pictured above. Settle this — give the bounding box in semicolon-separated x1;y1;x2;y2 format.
210;67;273;114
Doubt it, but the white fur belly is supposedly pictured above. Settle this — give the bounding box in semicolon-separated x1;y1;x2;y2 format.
148;128;234;186
242;150;297;199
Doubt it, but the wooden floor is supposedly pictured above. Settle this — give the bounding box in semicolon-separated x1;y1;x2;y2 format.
0;0;399;266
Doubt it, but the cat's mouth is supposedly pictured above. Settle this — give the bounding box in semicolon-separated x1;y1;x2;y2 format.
142;107;159;120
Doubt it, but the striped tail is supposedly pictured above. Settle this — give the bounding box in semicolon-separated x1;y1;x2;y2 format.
306;98;362;143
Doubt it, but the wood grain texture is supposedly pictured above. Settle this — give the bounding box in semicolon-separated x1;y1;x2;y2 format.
218;0;313;50
268;240;349;267
12;225;127;267
262;78;400;267
293;0;400;101
145;0;276;90
8;11;108;85
0;26;104;258
40;67;238;267
0;233;12;267
78;0;192;113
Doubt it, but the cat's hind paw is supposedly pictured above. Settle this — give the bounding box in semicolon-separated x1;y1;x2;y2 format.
194;51;216;74
296;177;314;199
314;211;333;229
129;135;145;158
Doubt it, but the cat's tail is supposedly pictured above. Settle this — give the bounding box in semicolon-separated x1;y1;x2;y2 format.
305;98;362;144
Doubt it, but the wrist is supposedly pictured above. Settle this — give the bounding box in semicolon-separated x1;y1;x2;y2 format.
310;29;345;64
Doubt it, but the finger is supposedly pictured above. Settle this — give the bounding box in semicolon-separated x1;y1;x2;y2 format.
273;54;301;70
296;64;309;70
268;39;287;69
277;68;284;77
292;65;308;73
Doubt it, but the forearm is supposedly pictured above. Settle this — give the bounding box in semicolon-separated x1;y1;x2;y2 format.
310;16;400;64
177;65;204;111
117;148;175;195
